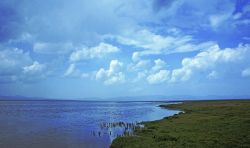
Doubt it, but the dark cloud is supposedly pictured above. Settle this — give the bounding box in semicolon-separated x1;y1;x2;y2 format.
12;0;135;45
152;0;175;12
0;1;23;42
1;0;137;45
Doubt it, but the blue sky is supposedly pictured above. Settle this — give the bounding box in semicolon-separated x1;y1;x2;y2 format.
0;0;250;99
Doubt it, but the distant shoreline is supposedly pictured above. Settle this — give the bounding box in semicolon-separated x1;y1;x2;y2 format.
0;98;249;102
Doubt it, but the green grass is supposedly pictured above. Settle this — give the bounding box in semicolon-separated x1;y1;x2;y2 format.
111;100;250;148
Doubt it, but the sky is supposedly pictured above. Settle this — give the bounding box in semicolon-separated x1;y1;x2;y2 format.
0;0;250;99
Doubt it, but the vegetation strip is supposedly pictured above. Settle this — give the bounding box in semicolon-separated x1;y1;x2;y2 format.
111;100;250;148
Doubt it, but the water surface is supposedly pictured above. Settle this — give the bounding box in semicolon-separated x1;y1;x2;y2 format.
0;101;180;148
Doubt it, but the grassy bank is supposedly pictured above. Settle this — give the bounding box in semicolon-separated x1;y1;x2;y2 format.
111;100;250;148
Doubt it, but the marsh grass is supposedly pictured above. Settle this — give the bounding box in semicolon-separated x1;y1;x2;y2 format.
111;100;250;148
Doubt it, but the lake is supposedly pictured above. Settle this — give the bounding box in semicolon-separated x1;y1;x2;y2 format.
0;101;180;148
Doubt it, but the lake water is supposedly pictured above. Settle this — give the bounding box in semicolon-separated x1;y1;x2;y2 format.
0;101;180;148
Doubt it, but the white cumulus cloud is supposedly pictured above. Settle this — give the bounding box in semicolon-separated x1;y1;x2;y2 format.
70;42;120;62
96;60;125;85
23;61;46;75
0;48;50;83
147;70;170;84
128;60;151;72
0;48;32;76
151;59;166;72
170;43;249;82
133;58;169;84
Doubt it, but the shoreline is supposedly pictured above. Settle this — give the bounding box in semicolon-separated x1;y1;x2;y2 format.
104;102;183;145
111;100;250;147
108;102;184;146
